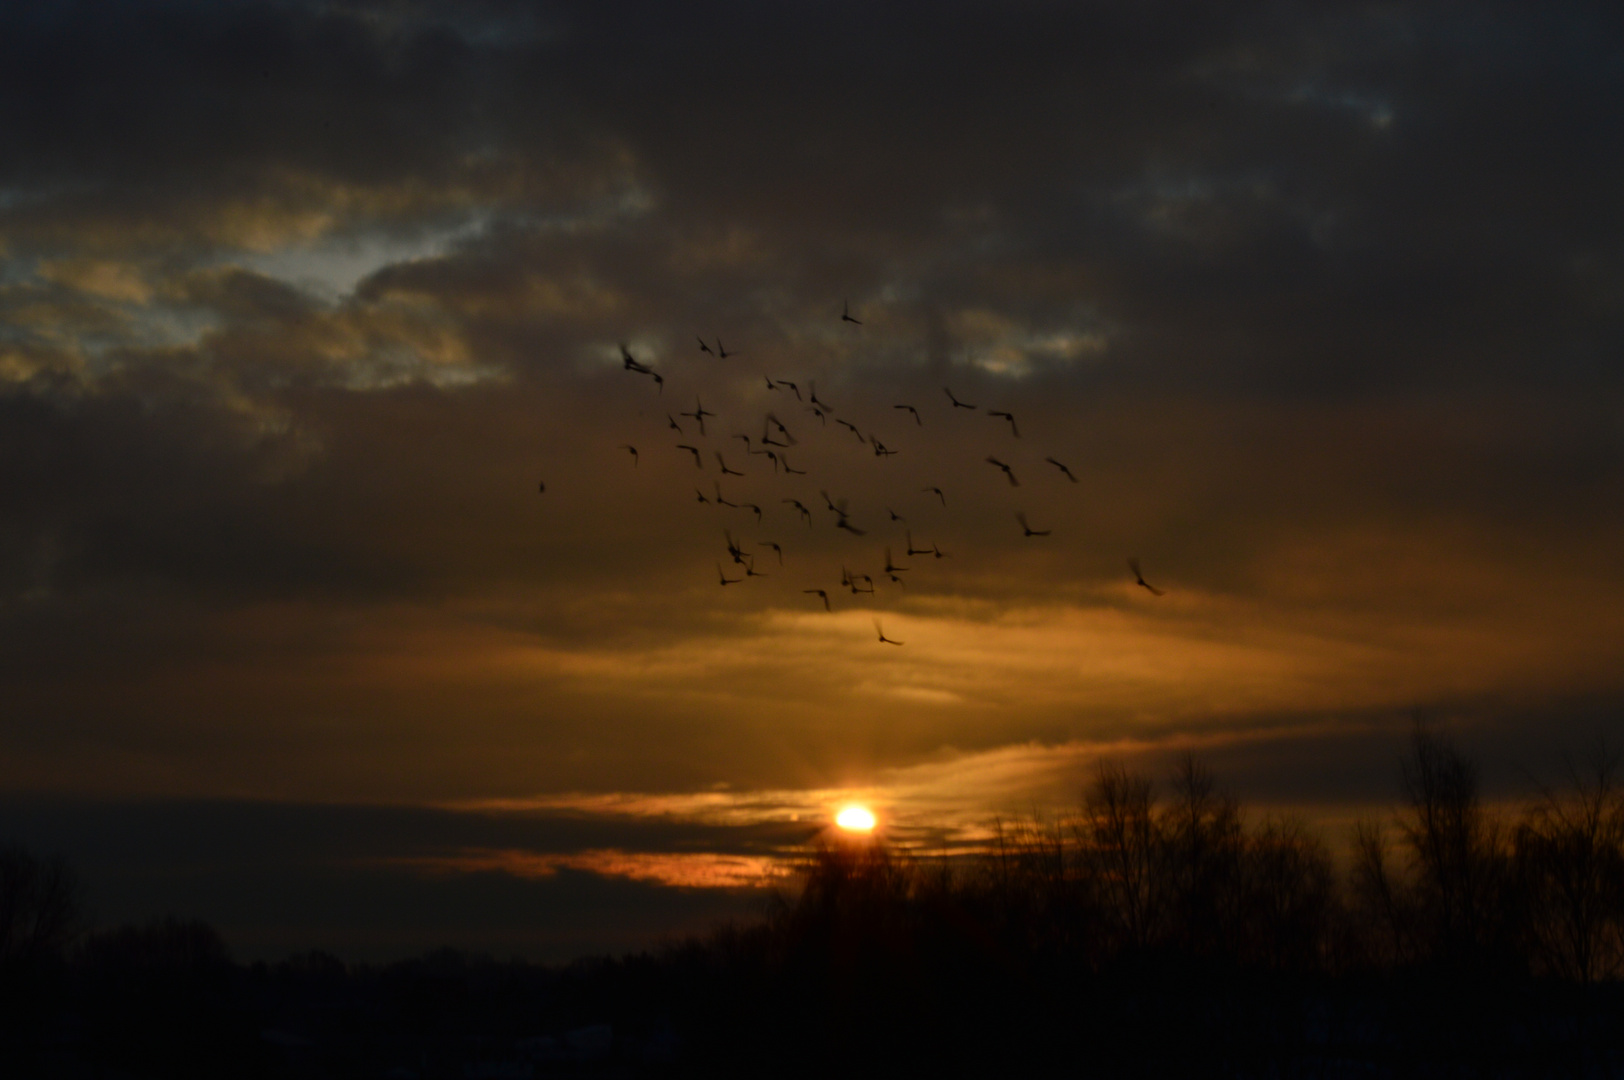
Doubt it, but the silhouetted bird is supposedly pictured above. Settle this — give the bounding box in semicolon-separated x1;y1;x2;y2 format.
1017;512;1050;537
743;559;768;577
874;618;902;645
923;486;946;506
804;589;831;611
650;371;664;394
742;503;763;524
677;445;702;468
1129;558;1164;596
725;530;746;563
695;488;709;504
714;482;736;507
777;380;801;401
932;544;950;558
986;457;1019;486
717;562;740;586
836;419;864;442
668;413;684;434
809;406;827;425
781;455;807;475
944;387;976;409
906;532;931;557
717;338;733;358
620;343;650;373
836;517;867;537
888;508;906;523
783;498;812;525
681;398;712;435
873;439;898;457
765;412;796;444
698;336;714;355
760;541;783;565
765;376;778;392
988;409;1020;437
893;404;922;425
884;547;909;574
621;445;638;467
842;299;862;325
809;382;830;411
1045;456;1078;482
716;452;744;476
538;480;545;493
888;573;906;586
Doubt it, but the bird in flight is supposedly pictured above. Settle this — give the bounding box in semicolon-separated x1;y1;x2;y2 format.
804;589;831;611
836;517;867;537
667;413;684;434
760;541;783;565
884;547;909;574
741;502;763;524
695;487;709;504
780;454;807;475
713;482;736;508
888;507;906;523
697;336;714;355
1129;558;1164;596
1045;456;1078;483
717;562;741;586
1016;512;1050;537
872;439;899;457
836;418;864;442
620;445;638;467
743;558;768;578
986;457;1020;486
764;376;777;392
988;409;1020;437
676;444;702;468
922;486;946;506
808;406;827;426
649;371;664;394
873;618;903;645
842;299;862;325
724;530;746;563
783;498;812;525
765;412;796;445
620;343;650;373
537;480;545;494
717;338;734;359
931;544;951;559
893;404;922;425
944;387;976;410
715;451;744;477
681;398;713;435
777;380;801;402
809;382;831;411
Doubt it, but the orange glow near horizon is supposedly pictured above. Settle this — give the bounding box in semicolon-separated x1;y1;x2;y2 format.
836;806;877;832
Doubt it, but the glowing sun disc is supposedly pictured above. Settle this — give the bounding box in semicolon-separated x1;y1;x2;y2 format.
836;806;877;832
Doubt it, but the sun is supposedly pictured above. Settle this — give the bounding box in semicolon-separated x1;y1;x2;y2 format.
835;806;877;832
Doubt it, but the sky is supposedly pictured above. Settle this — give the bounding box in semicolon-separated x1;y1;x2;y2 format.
2;0;1622;961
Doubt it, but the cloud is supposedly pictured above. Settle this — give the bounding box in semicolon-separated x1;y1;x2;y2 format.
0;1;1621;961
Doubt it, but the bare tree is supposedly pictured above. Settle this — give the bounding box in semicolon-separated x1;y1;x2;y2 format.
1081;762;1164;952
0;843;82;971
1515;742;1624;982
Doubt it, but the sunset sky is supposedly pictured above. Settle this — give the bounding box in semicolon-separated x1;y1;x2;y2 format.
3;0;1622;960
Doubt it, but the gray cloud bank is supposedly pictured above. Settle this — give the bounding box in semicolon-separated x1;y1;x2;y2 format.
1;1;1621;813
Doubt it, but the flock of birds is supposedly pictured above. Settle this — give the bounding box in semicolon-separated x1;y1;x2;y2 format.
542;301;1164;646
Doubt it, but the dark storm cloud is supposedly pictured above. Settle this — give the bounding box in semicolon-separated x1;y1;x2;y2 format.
0;795;785;962
0;0;1621;824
